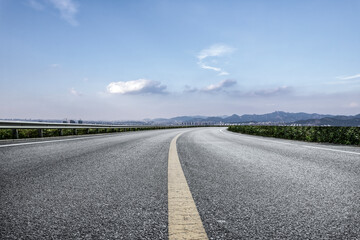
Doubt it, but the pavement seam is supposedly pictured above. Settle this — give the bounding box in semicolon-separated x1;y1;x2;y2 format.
168;133;208;240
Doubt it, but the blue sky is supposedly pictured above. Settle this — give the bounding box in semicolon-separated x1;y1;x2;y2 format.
1;0;360;120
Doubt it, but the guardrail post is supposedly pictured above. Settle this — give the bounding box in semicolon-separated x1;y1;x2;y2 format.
38;129;43;138
12;129;19;139
59;129;63;136
73;129;77;135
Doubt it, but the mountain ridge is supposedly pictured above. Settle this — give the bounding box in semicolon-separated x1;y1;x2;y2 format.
148;111;360;126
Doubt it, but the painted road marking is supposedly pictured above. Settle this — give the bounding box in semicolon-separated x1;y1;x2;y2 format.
0;135;104;148
221;129;360;156
168;133;208;240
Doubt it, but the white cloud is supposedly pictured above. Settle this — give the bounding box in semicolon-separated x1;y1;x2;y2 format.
70;87;82;96
336;74;360;80
203;79;237;92
197;44;234;76
107;79;167;94
48;0;78;26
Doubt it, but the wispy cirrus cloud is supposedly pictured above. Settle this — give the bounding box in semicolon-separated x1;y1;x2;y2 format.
326;73;360;85
28;0;79;25
197;44;235;76
48;0;79;26
198;44;235;60
336;73;360;80
107;79;167;95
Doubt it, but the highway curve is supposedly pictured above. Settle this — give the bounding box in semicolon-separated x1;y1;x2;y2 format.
1;127;359;239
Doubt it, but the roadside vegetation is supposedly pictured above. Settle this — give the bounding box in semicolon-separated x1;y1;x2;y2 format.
228;125;360;145
0;126;198;140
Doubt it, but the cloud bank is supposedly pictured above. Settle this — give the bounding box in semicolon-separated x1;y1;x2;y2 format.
250;86;292;97
185;81;293;98
107;79;167;95
203;79;237;92
184;79;237;94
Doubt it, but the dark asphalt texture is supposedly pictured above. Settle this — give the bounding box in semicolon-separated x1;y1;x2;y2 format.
1;129;186;239
1;127;360;239
177;128;360;239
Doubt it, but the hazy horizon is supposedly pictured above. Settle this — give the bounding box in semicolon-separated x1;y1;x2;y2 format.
1;110;359;123
1;0;360;120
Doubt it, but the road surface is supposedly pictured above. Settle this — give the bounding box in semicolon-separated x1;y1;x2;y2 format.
1;128;359;239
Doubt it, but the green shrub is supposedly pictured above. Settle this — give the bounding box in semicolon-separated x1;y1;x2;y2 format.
0;129;12;139
228;125;360;145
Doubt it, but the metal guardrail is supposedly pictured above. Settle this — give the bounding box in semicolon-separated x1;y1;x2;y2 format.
0;120;154;139
0;120;149;129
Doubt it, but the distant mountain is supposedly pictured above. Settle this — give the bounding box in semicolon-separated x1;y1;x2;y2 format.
223;114;242;123
294;116;360;126
148;111;360;126
223;111;333;123
204;117;224;122
150;115;209;124
170;116;208;122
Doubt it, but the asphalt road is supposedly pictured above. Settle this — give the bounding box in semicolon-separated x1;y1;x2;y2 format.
178;128;360;239
1;128;359;239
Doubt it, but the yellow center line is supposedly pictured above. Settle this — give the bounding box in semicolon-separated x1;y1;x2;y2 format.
168;133;208;240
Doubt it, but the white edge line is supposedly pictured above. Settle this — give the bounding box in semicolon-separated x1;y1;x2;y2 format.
0;135;102;148
302;145;360;155
221;128;360;156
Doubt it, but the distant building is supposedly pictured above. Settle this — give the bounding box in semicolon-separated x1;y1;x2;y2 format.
69;120;76;123
78;120;83;124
